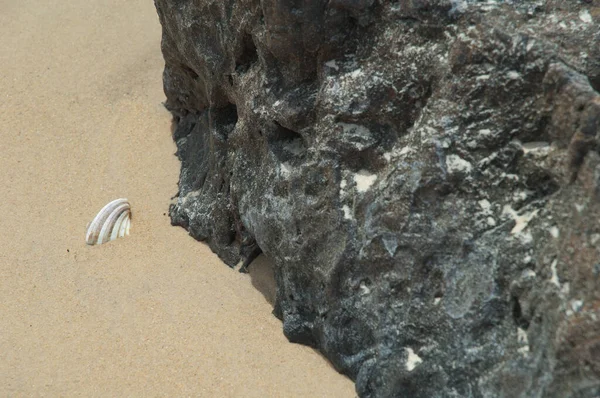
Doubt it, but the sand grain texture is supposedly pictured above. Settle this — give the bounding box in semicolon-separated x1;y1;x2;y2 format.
0;1;354;396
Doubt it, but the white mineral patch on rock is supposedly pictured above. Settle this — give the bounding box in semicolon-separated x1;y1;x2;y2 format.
350;68;363;78
478;199;491;210
354;170;377;192
549;226;559;238
517;327;528;344
513;191;529;202
446;154;473;174
325;60;339;70
520;141;550;154
526;39;536;52
524;268;536;278
359;281;371;295
517;327;529;355
507;70;520;80
579;9;592;24
342;205;353;220
339;178;348;197
518;231;533;244
180;189;200;204
570;299;583;312
280;162;291;177
449;0;468;15
550;259;560;287
405;348;423;371
382;235;398;257
502;205;539;234
399;146;414;156
339;122;370;136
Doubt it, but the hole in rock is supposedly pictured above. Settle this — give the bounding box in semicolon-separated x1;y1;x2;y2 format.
266;121;307;163
590;75;600;94
218;176;227;193
172;115;197;141
341;148;386;173
515;115;551;143
210;103;238;140
235;33;258;74
523;170;560;201
332;120;398;173
511;296;530;329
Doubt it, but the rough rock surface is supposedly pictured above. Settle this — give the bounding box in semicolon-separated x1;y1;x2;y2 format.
154;1;600;396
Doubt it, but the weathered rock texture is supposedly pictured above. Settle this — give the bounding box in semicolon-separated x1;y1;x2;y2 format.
154;1;600;396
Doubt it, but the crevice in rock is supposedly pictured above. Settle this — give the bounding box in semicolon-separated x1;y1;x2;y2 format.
180;63;199;79
192;169;208;191
235;33;258;74
515;115;552;143
590;76;600;94
511;296;530;329
210;103;238;141
340;148;386;174
523;170;560;200
218;176;227;193
266;121;307;163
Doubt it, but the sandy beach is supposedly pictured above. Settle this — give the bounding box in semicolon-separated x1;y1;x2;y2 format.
0;0;354;396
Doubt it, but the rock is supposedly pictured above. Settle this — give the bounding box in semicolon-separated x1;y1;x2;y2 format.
154;1;600;396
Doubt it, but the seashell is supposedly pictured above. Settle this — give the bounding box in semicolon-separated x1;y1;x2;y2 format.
85;198;131;245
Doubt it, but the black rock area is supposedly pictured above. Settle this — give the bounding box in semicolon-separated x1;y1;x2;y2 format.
154;1;600;397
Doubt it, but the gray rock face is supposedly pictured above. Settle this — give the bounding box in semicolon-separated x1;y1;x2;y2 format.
154;1;600;396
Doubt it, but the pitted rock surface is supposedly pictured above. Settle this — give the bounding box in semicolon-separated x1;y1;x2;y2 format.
155;1;600;396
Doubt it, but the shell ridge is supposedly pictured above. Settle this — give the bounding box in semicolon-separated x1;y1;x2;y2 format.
97;203;129;245
85;198;131;245
111;210;130;241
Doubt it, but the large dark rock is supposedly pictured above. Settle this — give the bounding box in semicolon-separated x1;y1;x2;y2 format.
154;1;600;396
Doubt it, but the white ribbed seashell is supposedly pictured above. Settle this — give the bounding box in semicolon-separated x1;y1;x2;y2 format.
85;198;131;245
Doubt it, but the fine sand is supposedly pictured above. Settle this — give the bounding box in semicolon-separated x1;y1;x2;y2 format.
0;0;354;396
